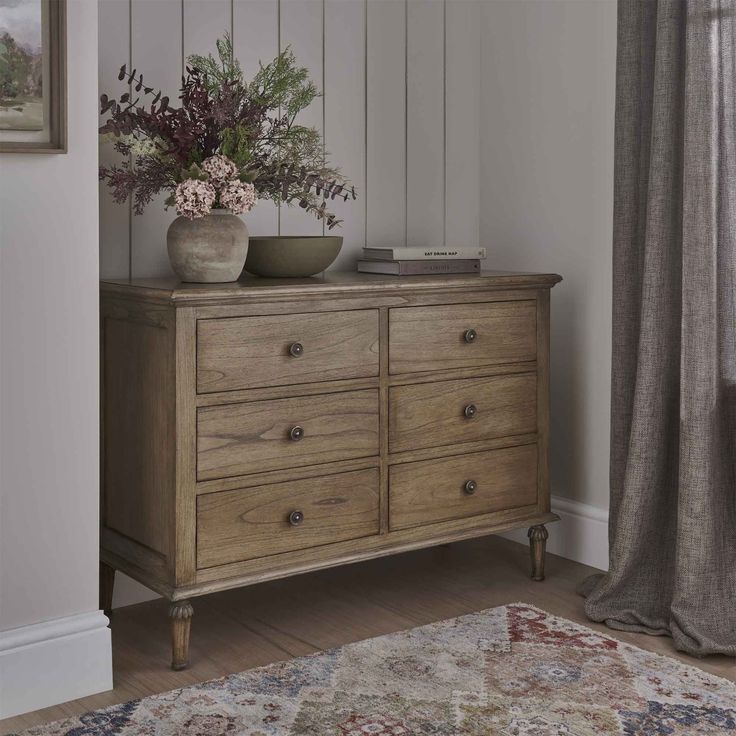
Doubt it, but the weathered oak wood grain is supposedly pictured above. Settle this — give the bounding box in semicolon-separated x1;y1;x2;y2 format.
389;444;538;530
197;310;379;393
100;271;561;670
389;372;537;453
196;390;380;480
388;300;537;374
102;311;174;558
197;468;380;568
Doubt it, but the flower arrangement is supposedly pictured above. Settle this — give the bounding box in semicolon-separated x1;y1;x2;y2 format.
99;35;355;226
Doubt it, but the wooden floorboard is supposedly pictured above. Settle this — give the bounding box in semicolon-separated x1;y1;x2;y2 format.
3;536;734;734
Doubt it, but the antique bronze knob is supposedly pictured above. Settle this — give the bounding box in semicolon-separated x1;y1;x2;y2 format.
464;329;477;343
289;342;304;357
464;404;477;419
289;425;304;441
464;480;477;495
288;510;304;526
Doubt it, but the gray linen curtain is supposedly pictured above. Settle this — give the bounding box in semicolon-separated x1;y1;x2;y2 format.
581;0;736;657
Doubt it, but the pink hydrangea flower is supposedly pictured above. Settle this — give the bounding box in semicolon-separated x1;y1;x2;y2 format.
219;180;257;215
201;154;238;184
175;179;216;220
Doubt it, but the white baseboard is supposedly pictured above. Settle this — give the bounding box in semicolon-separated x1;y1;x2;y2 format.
500;495;610;572
0;610;113;719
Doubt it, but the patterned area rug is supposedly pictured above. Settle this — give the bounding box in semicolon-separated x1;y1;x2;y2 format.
13;603;736;736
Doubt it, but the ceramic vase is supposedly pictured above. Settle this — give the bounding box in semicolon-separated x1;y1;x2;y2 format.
167;210;248;283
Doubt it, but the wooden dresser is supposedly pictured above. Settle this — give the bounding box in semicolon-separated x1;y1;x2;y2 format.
100;271;562;669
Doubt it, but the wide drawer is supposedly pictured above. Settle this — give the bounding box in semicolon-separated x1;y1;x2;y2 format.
197;310;380;393
197;468;380;568
389;301;536;375
389;444;538;530
389;373;537;454
197;389;380;480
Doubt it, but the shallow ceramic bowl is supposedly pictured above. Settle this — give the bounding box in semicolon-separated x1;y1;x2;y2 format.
244;236;343;278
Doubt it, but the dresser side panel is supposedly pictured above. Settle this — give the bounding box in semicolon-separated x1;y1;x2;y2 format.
101;299;176;564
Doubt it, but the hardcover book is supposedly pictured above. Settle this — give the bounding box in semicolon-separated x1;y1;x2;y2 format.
362;246;486;261
357;259;481;275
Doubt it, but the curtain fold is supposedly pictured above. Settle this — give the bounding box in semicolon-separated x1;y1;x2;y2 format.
581;0;736;657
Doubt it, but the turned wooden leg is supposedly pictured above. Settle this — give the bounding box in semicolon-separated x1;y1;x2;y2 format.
528;524;549;581
99;562;115;617
169;600;194;671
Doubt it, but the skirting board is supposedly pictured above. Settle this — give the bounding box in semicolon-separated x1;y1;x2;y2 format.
500;495;610;572
0;610;113;719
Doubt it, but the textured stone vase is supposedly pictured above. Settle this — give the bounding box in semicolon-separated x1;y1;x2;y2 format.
167;210;248;283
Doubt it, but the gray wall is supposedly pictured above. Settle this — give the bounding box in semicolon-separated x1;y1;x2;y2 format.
480;0;616;510
0;0;101;632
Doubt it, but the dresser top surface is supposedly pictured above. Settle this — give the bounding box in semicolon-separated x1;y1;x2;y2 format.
101;270;562;305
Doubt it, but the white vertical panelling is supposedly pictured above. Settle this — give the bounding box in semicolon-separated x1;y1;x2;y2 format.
445;0;480;248
233;0;279;237
279;0;324;237
98;0;130;279
184;0;232;60
130;0;183;278
324;0;366;271
406;0;445;248
100;0;483;279
365;0;406;248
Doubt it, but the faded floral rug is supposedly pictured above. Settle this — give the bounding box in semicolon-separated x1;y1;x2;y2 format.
13;604;736;736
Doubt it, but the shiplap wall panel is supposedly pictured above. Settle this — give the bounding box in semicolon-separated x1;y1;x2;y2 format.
279;0;324;237
99;0;481;281
406;0;445;248
130;0;183;278
184;0;232;60
365;0;406;248
445;0;480;248
325;0;366;271
98;0;130;279
233;0;279;237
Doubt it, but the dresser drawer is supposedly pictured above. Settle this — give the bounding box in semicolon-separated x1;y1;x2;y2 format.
197;468;380;568
197;310;379;393
197;389;380;480
389;301;536;375
389;444;538;530
389;373;537;454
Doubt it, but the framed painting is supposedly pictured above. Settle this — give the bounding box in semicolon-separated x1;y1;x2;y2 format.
0;0;66;153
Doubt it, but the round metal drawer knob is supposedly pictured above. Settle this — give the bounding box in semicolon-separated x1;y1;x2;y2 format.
464;404;477;419
288;510;304;526
464;480;477;495
289;342;304;357
464;329;477;343
289;425;305;441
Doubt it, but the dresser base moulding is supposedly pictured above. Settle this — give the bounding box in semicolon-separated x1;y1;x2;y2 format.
100;271;561;669
101;511;560;604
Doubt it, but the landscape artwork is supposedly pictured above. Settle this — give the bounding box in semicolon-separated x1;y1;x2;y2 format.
0;0;43;131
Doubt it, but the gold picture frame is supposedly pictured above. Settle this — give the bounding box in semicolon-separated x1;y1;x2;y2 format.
0;0;67;153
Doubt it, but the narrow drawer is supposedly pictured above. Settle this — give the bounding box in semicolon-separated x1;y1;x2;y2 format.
197;389;379;480
389;373;537;454
197;310;379;393
197;468;380;568
389;444;538;530
389;301;536;375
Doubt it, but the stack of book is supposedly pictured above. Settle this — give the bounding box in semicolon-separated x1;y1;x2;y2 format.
357;246;485;275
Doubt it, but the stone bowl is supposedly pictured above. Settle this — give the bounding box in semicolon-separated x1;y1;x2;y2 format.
244;235;343;278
